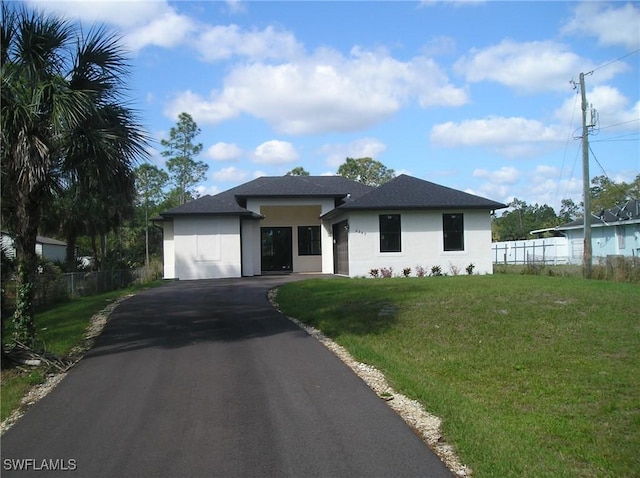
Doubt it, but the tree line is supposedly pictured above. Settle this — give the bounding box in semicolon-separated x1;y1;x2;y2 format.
492;174;640;241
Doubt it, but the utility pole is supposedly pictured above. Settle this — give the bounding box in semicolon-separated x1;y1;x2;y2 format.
579;72;592;278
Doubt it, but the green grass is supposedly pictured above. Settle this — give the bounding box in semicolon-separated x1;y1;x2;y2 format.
1;281;165;422
276;275;640;478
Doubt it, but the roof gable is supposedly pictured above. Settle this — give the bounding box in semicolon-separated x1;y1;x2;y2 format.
159;176;372;217
326;174;506;213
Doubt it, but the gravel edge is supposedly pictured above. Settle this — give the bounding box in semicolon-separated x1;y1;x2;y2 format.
269;288;472;478
0;295;133;435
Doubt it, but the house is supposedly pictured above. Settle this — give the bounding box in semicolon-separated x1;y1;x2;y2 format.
555;199;640;262
1;232;67;263
156;174;506;280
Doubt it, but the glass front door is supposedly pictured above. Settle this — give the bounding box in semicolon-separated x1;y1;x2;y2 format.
261;227;293;272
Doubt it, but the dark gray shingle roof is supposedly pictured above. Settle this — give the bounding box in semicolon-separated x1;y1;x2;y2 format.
231;175;374;198
323;174;506;217
159;176;373;217
159;193;260;217
556;199;640;230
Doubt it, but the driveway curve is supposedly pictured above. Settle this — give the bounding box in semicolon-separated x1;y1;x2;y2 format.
1;276;453;477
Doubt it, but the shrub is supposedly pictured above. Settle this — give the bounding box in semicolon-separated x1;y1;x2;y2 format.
466;263;475;275
369;269;380;278
523;261;545;276
402;267;412;277
449;263;460;276
593;256;640;283
380;267;393;278
430;265;442;276
415;265;426;278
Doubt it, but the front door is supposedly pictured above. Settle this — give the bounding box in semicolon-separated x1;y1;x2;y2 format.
261;227;293;272
333;221;349;276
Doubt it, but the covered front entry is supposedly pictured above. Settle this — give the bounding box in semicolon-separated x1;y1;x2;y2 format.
332;221;349;275
261;227;292;272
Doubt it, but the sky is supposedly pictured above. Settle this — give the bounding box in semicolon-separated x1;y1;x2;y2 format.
22;0;640;213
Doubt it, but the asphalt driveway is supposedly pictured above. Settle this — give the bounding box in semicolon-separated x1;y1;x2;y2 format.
1;275;453;477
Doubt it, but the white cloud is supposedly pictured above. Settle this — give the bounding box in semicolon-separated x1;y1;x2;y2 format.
28;1;195;52
253;140;299;164
527;165;579;209
473;166;520;185
211;166;248;182
474;164;586;213
195;24;304;62
225;0;247;15
165;47;467;134
554;86;640;132
421;36;457;57
318;138;388;168
454;40;625;93
194;184;220;197
126;9;195;50
206;142;243;161
27;0;170;28
562;2;640;50
164;90;239;125
430;116;566;157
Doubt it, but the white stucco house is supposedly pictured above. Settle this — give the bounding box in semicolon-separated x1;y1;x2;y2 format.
156;174;506;280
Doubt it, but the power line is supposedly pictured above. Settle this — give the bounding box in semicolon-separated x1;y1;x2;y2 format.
598;118;640;131
589;144;609;179
588;48;640;75
591;133;640;143
555;92;581;206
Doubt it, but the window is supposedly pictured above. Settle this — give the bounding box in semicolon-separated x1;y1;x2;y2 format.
298;226;321;255
616;226;625;249
443;214;464;251
380;214;401;252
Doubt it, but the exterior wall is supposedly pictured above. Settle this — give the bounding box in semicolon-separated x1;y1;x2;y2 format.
561;221;640;263
241;219;260;276
39;244;66;263
246;198;336;274
163;221;175;278
346;209;494;277
172;216;241;280
593;222;640;258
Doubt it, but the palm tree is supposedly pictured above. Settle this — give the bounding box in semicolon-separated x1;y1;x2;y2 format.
1;4;148;346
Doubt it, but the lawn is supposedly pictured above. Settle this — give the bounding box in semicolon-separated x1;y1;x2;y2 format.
276;275;640;478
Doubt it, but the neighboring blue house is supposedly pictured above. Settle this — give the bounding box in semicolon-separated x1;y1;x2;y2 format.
555;199;640;262
1;232;67;263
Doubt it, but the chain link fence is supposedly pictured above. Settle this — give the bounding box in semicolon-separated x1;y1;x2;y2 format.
63;266;161;299
3;265;163;314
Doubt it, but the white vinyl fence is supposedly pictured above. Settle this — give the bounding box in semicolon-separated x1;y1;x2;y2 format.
492;237;571;265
